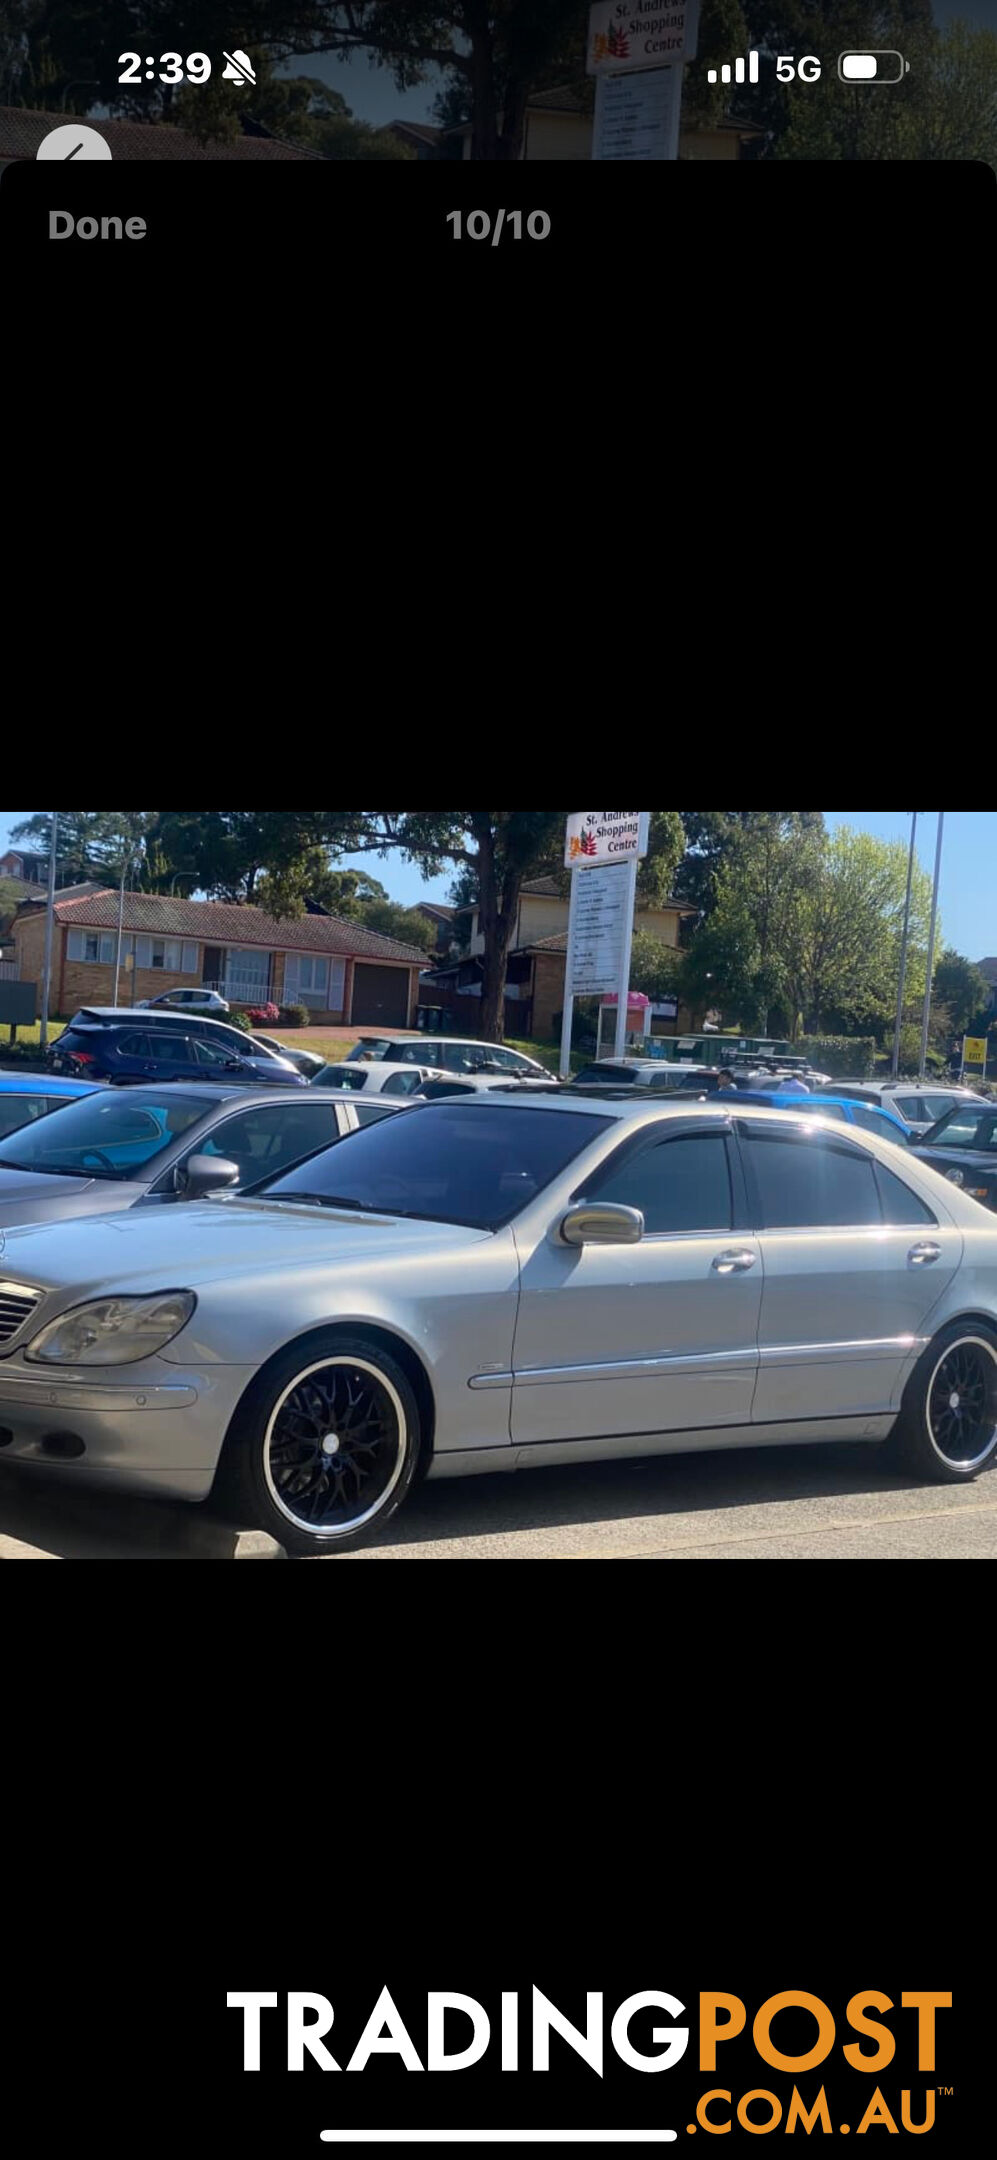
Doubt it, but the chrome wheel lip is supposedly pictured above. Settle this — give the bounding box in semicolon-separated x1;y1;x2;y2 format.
925;1335;997;1471
263;1356;407;1540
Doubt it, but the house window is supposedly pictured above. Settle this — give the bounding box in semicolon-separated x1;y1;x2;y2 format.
181;942;198;973
67;929;115;964
284;955;343;1008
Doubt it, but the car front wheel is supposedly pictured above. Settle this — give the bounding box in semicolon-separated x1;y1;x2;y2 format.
883;1321;997;1482
216;1332;421;1555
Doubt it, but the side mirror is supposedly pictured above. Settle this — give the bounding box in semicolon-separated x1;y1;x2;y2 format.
557;1201;644;1247
178;1153;241;1199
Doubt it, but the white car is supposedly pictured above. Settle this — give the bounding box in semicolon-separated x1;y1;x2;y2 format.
414;1073;557;1098
816;1080;988;1140
138;988;231;1015
312;1061;447;1098
346;1034;551;1081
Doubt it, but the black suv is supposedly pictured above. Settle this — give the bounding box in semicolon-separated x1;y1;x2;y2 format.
50;1009;304;1087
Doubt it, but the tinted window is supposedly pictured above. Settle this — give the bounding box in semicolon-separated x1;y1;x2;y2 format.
798;1100;846;1121
314;1066;367;1090
381;1072;425;1096
875;1163;937;1226
741;1125;882;1229
194;1104;340;1183
116;1032;151;1057
347;1039;394;1062
194;1037;242;1068
574;1064;636;1086
583;1133;733;1235
894;1094;956;1123
257;1103;612;1231
0;1092;208;1177
926;1110;997;1150
147;1033;197;1065
439;1044;485;1072
0;1095;60;1138
847;1103;901;1139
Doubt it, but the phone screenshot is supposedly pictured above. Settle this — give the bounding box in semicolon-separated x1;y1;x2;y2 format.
2;2;993;332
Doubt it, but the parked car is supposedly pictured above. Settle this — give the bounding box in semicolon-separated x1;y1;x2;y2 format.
0;1073;101;1139
3;1095;993;1556
814;1080;987;1139
49;1017;305;1088
347;1034;552;1081
0;1082;401;1233
413;1073;555;1099
57;1006;294;1068
728;1090;912;1145
570;1061;723;1091
312;1061;448;1098
138;988;231;1015
911;1101;997;1210
250;1034;327;1081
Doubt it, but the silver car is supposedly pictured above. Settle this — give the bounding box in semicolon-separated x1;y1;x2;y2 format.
0;1095;996;1557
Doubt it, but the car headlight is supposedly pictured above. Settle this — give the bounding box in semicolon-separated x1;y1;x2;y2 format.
24;1291;196;1366
945;1168;965;1186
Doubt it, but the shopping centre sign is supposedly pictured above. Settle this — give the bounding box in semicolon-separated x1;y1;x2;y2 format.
587;0;699;74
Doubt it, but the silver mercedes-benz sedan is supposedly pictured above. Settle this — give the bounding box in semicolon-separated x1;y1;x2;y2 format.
0;1094;995;1556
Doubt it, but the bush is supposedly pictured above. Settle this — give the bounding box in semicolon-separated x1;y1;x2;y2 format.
248;1002;280;1026
228;1009;253;1033
798;1035;877;1078
278;1004;310;1029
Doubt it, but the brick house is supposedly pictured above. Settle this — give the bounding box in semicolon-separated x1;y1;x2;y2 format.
12;889;428;1029
421;877;699;1039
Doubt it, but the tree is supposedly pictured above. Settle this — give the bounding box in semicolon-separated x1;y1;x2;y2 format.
11;810;158;886
628;930;682;1004
781;827;935;1037
171;58;415;153
678;814;824;1034
932;949;991;1038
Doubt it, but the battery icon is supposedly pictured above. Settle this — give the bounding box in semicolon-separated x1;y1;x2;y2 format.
838;52;909;82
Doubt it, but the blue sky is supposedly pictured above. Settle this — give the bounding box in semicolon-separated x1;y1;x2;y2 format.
2;812;993;960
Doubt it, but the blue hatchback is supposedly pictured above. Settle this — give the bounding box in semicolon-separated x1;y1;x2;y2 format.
0;1072;100;1139
729;1089;911;1144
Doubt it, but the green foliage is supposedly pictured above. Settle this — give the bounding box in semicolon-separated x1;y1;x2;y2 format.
932;949;992;1037
228;1009;253;1032
278;1004;310;1028
628;931;683;1004
797;1036;878;1078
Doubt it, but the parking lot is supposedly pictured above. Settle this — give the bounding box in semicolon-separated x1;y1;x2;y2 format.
2;1441;995;1560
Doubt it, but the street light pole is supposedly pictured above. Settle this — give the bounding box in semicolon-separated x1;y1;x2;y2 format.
113;855;128;1006
891;811;918;1078
40;811;59;1050
919;812;945;1080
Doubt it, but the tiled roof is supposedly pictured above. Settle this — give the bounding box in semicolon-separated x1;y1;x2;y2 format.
29;888;428;964
520;876;565;897
0;105;318;160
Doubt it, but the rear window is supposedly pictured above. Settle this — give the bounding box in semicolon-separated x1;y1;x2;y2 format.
574;1064;637;1086
894;1094;955;1122
313;1067;368;1091
346;1039;394;1063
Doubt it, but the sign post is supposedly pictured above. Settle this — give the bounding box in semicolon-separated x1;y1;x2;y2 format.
561;813;651;1077
588;0;698;162
960;1035;988;1082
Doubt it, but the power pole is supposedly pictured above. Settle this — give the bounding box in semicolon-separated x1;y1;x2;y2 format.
918;812;945;1080
890;811;918;1077
113;855;128;1005
40;811;59;1050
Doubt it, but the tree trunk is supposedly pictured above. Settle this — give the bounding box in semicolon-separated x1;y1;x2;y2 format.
471;817;520;1044
469;19;499;160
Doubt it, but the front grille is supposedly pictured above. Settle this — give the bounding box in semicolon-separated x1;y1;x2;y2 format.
0;1282;42;1345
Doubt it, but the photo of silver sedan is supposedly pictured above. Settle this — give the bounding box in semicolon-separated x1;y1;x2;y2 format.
0;1094;996;1557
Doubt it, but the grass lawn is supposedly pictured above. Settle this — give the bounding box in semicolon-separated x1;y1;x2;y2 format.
2;1019;65;1049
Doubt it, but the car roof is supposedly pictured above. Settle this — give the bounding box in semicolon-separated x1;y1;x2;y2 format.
70;1007;239;1032
357;1033;538;1054
0;1073;99;1094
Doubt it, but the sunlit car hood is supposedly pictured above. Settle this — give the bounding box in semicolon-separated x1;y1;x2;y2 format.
0;1196;492;1295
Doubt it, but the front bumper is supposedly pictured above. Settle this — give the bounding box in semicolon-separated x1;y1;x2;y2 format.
0;1354;257;1502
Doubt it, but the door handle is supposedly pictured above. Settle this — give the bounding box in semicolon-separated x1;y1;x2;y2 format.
712;1249;757;1274
908;1241;942;1266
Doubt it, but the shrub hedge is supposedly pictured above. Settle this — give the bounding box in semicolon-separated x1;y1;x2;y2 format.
798;1035;877;1078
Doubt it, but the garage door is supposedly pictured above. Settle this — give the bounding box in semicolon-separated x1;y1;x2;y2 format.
351;965;410;1028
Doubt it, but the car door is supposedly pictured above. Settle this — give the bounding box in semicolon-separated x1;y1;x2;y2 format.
511;1118;762;1447
734;1116;964;1425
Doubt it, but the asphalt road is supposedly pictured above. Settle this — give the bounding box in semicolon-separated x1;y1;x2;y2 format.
1;1441;995;1559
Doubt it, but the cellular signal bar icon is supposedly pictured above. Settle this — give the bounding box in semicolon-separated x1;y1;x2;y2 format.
707;52;759;84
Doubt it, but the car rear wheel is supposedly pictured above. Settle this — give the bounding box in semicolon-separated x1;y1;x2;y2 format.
883;1321;997;1482
215;1332;421;1556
